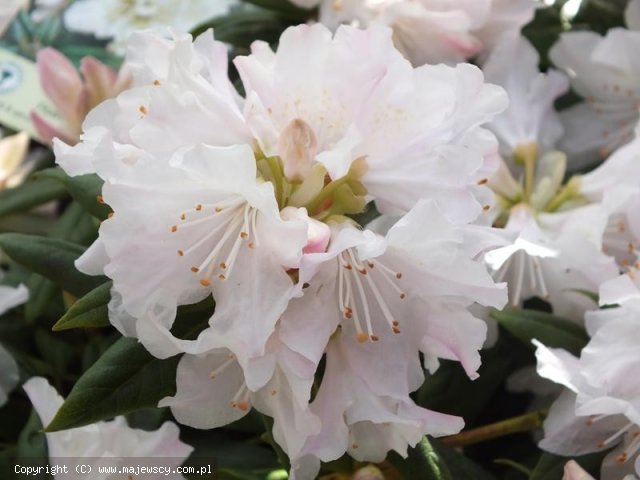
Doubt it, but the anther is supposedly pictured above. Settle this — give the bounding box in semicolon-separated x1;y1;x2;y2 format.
240;231;249;239
392;326;401;334
477;178;488;185
395;272;402;279
237;401;250;412
170;225;177;233
195;204;202;211
483;205;491;211
356;332;369;343
138;105;148;115
220;262;227;269
153;79;161;86
344;308;353;319
177;250;184;257
218;274;226;280
180;213;186;220
200;278;211;287
370;335;379;342
191;266;200;273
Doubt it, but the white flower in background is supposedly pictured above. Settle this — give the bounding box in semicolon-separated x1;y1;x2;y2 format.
484;150;617;318
31;0;70;23
64;0;239;56
23;377;193;477
483;34;569;159
534;271;640;479
626;0;640;31
478;33;619;318
0;281;28;406
0;131;32;190
550;26;640;166
0;0;28;36
289;0;536;66
578;128;640;266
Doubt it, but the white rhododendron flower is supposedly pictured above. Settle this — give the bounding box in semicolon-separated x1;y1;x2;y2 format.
64;0;239;55
550;25;640;165
161;200;508;479
580;129;640;266
535;271;640;479
289;0;535;66
484;150;617;318
478;34;619;318
54;24;512;477
23;377;193;475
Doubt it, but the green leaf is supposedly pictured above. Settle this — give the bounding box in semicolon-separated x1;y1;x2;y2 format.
45;337;180;432
0;233;107;297
16;410;50;477
490;308;589;355
0;177;66;219
36;169;110;220
389;437;454;480
53;282;111;331
25;203;97;321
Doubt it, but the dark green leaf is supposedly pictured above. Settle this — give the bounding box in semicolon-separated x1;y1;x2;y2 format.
0;177;66;219
45;337;180;432
389;437;454;480
16;410;50;479
53;282;111;331
36;169;110;220
490;308;589;355
0;233;107;297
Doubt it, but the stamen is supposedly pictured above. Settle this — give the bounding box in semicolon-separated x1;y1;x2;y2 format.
597;422;634;449
209;357;235;379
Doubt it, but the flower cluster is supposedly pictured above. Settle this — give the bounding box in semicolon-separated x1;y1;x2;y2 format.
4;0;640;478
55;23;512;477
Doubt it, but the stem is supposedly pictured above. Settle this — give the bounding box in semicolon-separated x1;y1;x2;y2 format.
441;410;548;448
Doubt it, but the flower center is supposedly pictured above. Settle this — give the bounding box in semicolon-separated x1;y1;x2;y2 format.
171;198;259;287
